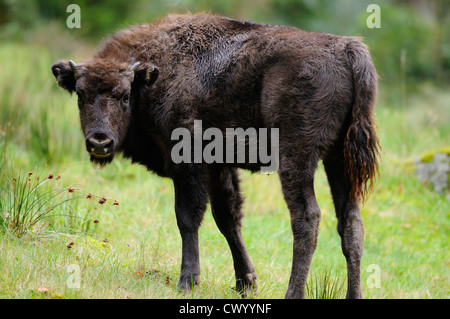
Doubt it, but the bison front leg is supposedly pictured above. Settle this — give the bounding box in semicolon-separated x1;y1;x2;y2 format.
173;170;208;291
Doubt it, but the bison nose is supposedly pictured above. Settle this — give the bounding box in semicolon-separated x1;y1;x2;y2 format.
86;133;114;156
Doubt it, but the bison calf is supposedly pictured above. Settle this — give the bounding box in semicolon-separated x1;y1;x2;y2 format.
51;13;380;298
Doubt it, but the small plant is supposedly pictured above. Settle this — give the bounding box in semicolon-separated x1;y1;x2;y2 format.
305;268;346;299
0;169;118;237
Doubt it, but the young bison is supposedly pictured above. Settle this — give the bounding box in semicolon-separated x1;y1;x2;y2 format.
51;13;380;299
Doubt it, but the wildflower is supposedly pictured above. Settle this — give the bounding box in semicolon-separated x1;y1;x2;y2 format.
93;219;99;224
98;197;107;204
134;271;144;279
86;193;92;199
13;178;17;182
37;287;49;294
48;174;54;179
68;187;75;193
103;238;108;243
28;171;33;177
56;174;61;180
113;200;119;206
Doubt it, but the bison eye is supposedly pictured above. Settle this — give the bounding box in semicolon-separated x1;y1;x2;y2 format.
122;94;129;104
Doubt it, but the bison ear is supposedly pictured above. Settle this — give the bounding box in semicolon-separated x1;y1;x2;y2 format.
133;63;159;87
51;60;76;93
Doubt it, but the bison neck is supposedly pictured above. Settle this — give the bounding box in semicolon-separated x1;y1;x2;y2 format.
121;113;169;178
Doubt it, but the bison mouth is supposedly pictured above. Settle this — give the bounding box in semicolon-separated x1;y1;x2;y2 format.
90;152;115;167
85;133;116;167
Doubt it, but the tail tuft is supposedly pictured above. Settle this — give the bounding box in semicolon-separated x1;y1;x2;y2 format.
344;39;381;203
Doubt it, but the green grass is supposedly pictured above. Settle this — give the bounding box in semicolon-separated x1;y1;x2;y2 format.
0;43;448;299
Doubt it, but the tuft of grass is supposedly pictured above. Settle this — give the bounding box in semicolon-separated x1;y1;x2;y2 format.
1;169;70;237
305;268;346;299
0;166;116;238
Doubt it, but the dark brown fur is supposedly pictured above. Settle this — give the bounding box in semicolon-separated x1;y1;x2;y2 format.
51;13;380;298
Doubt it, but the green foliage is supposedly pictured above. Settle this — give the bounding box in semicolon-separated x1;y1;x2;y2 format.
362;3;439;84
0;43;84;164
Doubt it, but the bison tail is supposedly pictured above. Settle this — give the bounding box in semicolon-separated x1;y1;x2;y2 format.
344;39;381;203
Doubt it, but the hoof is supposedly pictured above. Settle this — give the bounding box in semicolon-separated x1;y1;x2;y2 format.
177;273;200;291
235;272;258;298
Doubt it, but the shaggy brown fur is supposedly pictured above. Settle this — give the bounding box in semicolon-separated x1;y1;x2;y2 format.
51;13;380;299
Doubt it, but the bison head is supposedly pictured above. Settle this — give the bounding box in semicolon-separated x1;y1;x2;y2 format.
51;59;158;166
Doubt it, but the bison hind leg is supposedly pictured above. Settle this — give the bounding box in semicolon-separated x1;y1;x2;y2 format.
324;149;364;299
208;167;257;297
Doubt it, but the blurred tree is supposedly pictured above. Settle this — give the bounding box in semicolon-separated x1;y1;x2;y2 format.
269;0;331;29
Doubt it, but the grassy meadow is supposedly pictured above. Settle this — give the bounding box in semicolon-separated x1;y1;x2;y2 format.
0;41;448;299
